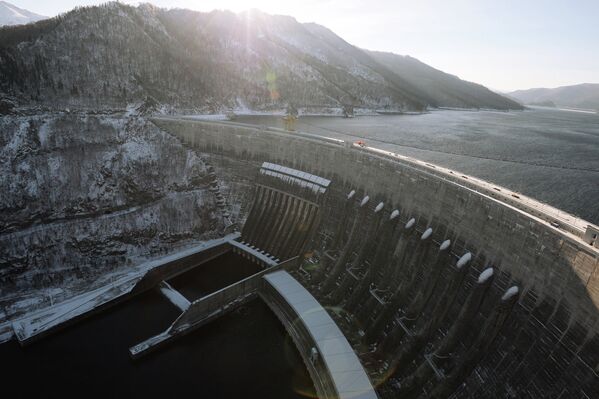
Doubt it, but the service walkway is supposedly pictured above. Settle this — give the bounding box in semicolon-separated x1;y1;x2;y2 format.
263;271;378;399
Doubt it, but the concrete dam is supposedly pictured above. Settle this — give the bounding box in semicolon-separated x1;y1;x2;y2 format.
150;117;599;398
4;116;598;399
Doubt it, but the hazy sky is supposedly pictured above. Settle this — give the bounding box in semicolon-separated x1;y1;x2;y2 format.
10;0;599;92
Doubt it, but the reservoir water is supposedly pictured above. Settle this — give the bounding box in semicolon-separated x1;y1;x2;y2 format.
236;107;599;224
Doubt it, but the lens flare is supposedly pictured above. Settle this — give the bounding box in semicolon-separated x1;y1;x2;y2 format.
266;71;279;100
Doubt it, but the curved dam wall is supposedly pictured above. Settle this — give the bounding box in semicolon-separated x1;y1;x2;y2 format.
154;117;599;398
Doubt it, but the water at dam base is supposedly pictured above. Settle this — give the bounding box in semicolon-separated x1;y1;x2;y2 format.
0;252;315;398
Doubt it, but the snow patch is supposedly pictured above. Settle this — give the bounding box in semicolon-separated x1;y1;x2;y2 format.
37;120;50;147
121;140;158;161
0;2;46;26
187;114;229;121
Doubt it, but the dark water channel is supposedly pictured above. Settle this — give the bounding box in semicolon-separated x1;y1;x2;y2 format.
168;252;262;301
0;253;314;398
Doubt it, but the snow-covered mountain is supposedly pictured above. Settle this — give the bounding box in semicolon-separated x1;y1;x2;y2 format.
0;1;46;26
0;2;521;112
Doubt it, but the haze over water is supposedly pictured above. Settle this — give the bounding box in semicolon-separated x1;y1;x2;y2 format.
237;108;599;224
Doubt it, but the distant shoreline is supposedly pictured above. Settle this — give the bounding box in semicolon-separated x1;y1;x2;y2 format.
527;105;598;114
188;106;527;121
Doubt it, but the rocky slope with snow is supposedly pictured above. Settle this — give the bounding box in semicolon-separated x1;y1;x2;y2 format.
0;109;229;320
0;2;521;112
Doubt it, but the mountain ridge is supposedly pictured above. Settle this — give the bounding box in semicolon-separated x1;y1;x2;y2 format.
0;2;522;112
508;83;599;110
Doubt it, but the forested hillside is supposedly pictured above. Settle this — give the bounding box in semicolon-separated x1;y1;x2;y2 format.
0;2;521;112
